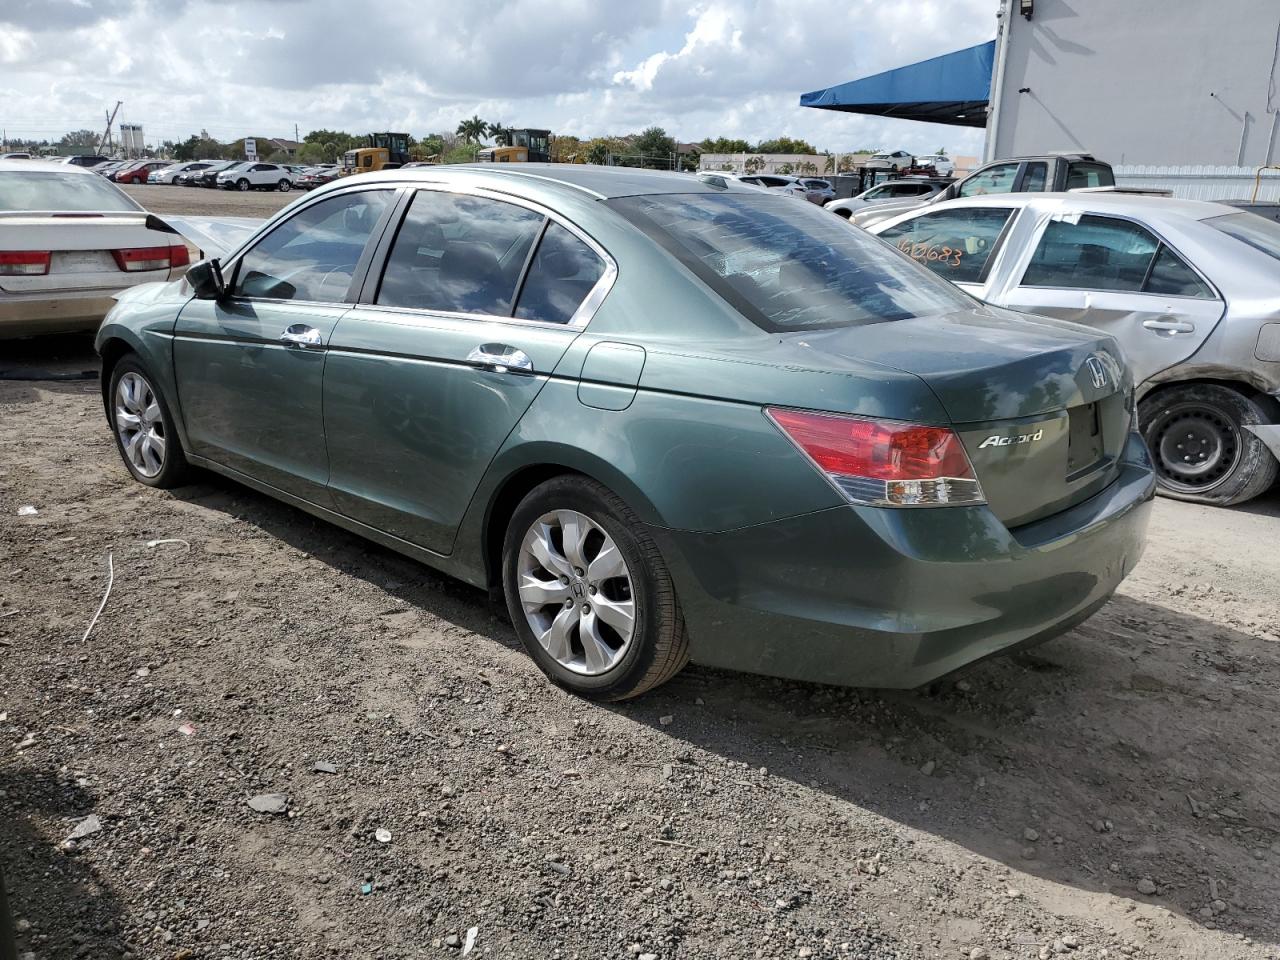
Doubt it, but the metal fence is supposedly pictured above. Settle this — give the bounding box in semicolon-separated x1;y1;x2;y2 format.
1113;164;1280;202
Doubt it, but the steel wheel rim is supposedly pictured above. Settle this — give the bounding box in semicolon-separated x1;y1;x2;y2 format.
1148;402;1240;492
517;509;635;676
114;372;166;478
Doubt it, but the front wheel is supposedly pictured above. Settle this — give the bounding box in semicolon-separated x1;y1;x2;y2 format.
236;178;250;191
109;358;190;488
1139;383;1278;506
278;179;292;192
502;476;688;700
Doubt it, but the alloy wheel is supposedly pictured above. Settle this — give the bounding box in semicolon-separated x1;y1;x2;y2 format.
517;510;635;676
114;372;167;478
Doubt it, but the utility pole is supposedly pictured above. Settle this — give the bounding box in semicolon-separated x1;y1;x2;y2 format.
99;100;123;155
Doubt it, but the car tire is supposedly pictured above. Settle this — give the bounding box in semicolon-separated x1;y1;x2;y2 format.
277;179;292;192
237;178;250;191
1139;383;1278;506
108;357;190;489
502;475;689;701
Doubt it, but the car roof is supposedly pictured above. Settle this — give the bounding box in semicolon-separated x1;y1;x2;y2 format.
353;163;780;199
0;158;98;174
936;191;1238;222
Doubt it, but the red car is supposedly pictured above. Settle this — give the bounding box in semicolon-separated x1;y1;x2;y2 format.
112;161;168;184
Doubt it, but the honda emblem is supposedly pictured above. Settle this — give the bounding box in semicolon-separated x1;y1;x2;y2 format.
1086;356;1108;390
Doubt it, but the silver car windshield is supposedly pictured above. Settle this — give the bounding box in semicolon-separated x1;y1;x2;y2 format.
1206;212;1280;262
0;171;141;212
610;192;973;331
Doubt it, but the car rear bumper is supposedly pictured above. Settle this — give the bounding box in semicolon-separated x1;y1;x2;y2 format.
0;291;118;336
651;433;1155;689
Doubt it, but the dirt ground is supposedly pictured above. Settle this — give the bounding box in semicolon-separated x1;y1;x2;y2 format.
121;183;297;219
1;366;1278;960
2;183;1280;959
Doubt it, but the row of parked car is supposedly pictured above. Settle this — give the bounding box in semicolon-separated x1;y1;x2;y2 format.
0;153;345;192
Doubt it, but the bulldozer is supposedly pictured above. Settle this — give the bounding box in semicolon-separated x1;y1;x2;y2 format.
341;132;414;175
476;129;551;164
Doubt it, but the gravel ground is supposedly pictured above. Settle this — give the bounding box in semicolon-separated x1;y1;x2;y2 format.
2;376;1279;960
120;183;297;219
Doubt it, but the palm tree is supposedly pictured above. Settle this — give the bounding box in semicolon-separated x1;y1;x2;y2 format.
456;116;487;145
486;122;510;146
824;154;835;174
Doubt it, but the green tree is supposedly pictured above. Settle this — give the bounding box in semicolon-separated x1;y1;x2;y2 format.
936;146;948;156
455;116;488;144
700;136;752;153
753;136;817;155
776;162;794;175
743;155;765;174
798;160;818;175
487;122;510;146
417;133;446;159
633;126;676;169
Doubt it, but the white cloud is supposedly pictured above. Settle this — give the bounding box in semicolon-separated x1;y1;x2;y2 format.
0;0;995;156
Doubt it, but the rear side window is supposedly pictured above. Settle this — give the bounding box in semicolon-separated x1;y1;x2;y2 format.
1144;246;1214;298
1020;161;1048;192
1065;162;1114;189
609;192;973;331
232;190;392;301
1021;215;1157;291
875;207;1014;283
514;222;606;325
377;190;544;315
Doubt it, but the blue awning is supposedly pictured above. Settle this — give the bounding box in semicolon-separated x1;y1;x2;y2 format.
799;41;995;128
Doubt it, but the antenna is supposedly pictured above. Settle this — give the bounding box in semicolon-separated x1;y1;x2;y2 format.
99;100;123;155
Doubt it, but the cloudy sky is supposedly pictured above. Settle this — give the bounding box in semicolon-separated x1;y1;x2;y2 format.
0;0;995;155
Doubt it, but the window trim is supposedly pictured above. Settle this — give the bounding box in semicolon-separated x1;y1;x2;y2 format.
360;182;618;330
1014;211;1220;301
222;184;404;308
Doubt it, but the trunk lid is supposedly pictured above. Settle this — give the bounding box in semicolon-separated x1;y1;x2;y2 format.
0;213;173;293
789;307;1133;527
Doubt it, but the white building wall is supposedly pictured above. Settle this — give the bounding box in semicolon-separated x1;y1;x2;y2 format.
991;0;1280;168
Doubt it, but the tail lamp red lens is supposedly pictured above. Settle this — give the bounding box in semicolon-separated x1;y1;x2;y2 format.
0;251;52;276
112;244;191;272
767;407;985;507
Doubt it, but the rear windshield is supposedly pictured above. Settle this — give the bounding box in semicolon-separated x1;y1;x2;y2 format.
1206;212;1280;262
608;192;972;331
0;171;140;212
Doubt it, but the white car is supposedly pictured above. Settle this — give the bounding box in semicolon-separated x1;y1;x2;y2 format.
697;172;808;199
825;178;952;218
0;159;192;337
865;150;914;171
0;152;33;160
149;161;216;184
216;162;296;192
915;154;955;176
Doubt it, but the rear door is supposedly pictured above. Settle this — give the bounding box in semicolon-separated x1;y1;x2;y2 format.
173;186;398;503
322;186;614;554
995;212;1224;383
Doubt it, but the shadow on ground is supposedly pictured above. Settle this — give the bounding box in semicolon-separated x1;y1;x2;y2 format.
164;469;1280;948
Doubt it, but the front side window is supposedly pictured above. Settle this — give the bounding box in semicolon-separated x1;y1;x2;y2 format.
232;189;392;302
956;162;1018;198
376;190;544;315
1021;215;1158;291
609;192;973;331
875;207;1014;284
514;222;606;325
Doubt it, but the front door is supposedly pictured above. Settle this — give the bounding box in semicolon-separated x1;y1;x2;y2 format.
323;187;612;554
997;212;1224;384
173;187;397;503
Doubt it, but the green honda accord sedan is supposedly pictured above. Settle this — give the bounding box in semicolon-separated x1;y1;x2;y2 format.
96;165;1156;700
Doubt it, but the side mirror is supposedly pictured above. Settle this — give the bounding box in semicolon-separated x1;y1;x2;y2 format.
186;259;225;300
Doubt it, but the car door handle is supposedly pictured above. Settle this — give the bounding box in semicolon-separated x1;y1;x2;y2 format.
1142;318;1195;334
467;343;534;375
280;324;324;349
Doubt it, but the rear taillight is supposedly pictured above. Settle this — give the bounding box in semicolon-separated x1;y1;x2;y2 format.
0;251;51;276
767;407;985;507
112;244;190;272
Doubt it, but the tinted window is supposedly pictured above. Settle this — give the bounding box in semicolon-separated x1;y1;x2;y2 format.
1207;212;1280;262
0;171;140;212
514;222;606;325
956;162;1018;198
377;190;544;315
875;207;1014;283
609;192;973;332
1065;162;1114;189
1020;161;1048;192
1021;215;1157;291
233;190;392;301
1145;246;1214;298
